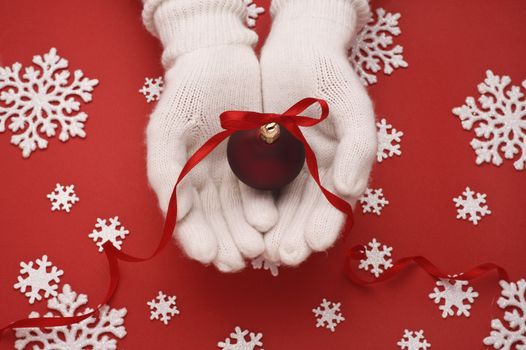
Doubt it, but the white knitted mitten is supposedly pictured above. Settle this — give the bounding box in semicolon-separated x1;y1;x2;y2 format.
143;0;278;272
260;0;377;265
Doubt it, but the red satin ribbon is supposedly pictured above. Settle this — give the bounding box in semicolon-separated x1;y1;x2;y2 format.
0;98;354;334
345;244;510;285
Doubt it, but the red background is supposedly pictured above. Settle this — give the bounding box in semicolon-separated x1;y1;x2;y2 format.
1;0;525;349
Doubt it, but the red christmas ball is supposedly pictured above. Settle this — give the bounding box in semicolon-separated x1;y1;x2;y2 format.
227;123;305;190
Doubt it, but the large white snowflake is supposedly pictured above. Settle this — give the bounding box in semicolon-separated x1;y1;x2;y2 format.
453;70;526;171
46;183;79;213
251;255;280;277
484;279;526;350
377;118;404;163
139;76;163;103
453;186;491;225
358;238;393;278
13;255;64;304
88;216;129;252
312;298;345;332
14;284;127;350
350;7;408;86
242;0;264;28
428;276;479;318
397;330;431;350
359;187;389;215
0;48;98;158
147;291;179;325
218;327;264;350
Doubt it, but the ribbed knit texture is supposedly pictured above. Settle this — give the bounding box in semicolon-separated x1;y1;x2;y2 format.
143;0;278;272
260;0;377;266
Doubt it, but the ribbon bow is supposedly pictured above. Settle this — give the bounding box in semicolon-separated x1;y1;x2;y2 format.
0;98;354;333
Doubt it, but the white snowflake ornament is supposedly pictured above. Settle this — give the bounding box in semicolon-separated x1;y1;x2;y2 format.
46;183;79;212
139;76;163;103
147;291;179;325
359;187;389;215
251;255;280;277
428;276;479;318
242;0;265;28
15;284;127;350
358;238;393;278
13;255;64;304
377;118;404;162
88;216;129;252
453;70;526;171
453;186;491;225
397;330;431;350
350;8;408;86
312;298;345;332
484;279;526;350
0;48;98;158
218;326;264;350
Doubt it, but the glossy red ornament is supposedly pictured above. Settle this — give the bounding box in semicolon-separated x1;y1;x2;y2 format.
227;123;305;190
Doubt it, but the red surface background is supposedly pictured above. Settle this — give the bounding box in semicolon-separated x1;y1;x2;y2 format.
1;0;525;349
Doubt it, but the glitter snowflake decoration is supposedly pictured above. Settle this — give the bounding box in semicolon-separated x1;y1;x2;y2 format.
15;284;127;350
217;327;264;350
88;216;129;252
312;298;345;332
397;330;431;350
242;0;265;28
147;291;179;325
46;183;79;213
453;186;491;225
0;48;98;158
139;76;163;103
359;187;389;215
358;238;393;278
453;70;526;171
13;255;64;304
350;7;408;86
251;256;280;277
428;276;479;318
377;118;404;163
484;279;526;350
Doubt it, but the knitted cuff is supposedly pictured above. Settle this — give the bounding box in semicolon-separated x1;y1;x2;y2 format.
142;0;257;65
271;0;370;35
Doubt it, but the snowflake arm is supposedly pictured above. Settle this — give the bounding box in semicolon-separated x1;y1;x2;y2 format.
453;186;491;225
88;216;129;252
359;188;389;215
397;330;431;350
428;277;479;318
350;8;408;86
312;299;345;332
0;48;98;158
139;76;163;103
377;118;404;162
242;0;265;28
147;291;179;325
46;183;79;212
13;255;64;304
251;256;280;277
218;327;263;350
358;238;393;277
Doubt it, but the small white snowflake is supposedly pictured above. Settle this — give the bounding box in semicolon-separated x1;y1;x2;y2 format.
147;291;179;325
484;279;526;350
218;326;263;350
312;298;345;332
88;216;129;252
358;238;393;278
428;276;479;318
242;0;265;28
359;187;389;215
14;284;127;350
453;186;491;225
397;330;431;350
46;183;79;213
377;118;404;162
452;70;526;171
139;76;163;103
350;7;408;86
13;255;64;304
0;48;98;158
251;256;280;277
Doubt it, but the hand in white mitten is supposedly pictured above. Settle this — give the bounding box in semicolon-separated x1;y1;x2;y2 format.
260;0;377;265
143;0;278;272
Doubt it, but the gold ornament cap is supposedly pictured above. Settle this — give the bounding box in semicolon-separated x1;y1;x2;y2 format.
260;123;280;144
